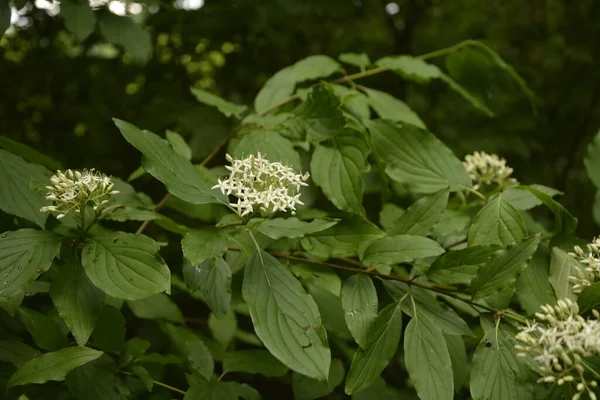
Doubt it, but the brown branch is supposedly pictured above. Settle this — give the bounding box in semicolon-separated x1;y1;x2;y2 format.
267;251;458;292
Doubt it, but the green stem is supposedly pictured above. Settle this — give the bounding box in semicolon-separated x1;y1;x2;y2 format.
117;370;186;396
262;39;486;116
247;230;264;264
80;206;86;236
581;359;600;381
464;187;487;201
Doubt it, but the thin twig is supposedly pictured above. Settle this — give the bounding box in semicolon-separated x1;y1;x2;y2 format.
267;251;458;292
264;250;524;317
117;370;186;396
135;129;238;235
260;39;492;117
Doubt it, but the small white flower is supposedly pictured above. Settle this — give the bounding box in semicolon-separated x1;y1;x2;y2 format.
212;152;309;217
40;168;119;218
516;299;600;400
463;151;516;187
568;236;600;293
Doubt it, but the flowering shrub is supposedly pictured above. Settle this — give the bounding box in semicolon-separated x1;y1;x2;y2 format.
1;41;600;400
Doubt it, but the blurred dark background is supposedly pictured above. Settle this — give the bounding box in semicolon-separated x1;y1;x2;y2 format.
2;0;600;236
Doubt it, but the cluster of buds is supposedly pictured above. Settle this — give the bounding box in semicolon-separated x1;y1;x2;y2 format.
569;237;600;293
212;153;309;217
463;151;516;188
516;299;600;400
40;169;119;219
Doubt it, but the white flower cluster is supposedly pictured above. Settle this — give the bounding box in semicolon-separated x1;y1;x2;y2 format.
40;169;119;219
569;237;600;293
463;151;516;187
516;299;600;400
212;153;309;217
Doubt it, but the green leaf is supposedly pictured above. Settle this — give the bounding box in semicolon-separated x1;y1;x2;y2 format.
104;206;156;222
8;347;103;387
166;130;192;160
208;311;236;346
295;83;346;142
98;14;151;63
471;234;542;309
344;303;403;395
293;358;345;400
242;250;331;381
222;350;288;377
0;229;62;298
379;203;405;233
431;209;471;239
363;87;425;128
184;378;238;400
470;322;532;400
254;66;296;115
367;120;472;193
0;149;51;227
190;88;247;118
293;55;341;81
361;235;445;266
163;324;214;379
308;284;353;338
430;244;501;272
61;1;96;41
81;231;171;301
233;130;302;170
404;301;454;400
254;217;339;239
341;274;378;349
0;136;63;170
182;228;228;265
427;245;502;285
577;282;600;314
383;281;473;336
114;119;226;205
332;84;370;119
131;365;153;391
119;337;150;367
502;185;561;210
549;248;579;301
351;377;403;400
586;129;600;187
311;130;370;215
0;340;41;367
18;307;67;351
301;216;385;258
292;263;342;296
90;305;125;353
66;357;120;400
50;265;104;346
339;53;371;69
445;333;468;392
516;246;557;315
254;55;341;115
388;189;449;236
376;56;443;83
468;194;527;246
182;257;231;319
519;186;577;246
375;56;493;115
126;293;184;323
